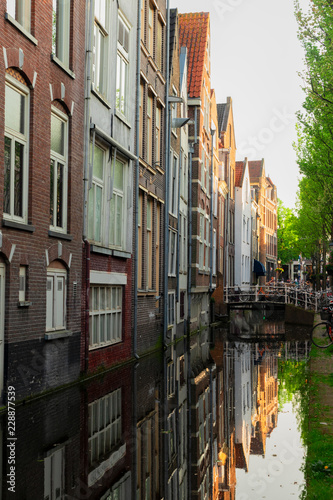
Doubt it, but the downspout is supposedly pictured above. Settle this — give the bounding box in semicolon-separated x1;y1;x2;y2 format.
133;0;142;359
187;106;197;336
83;0;93;372
163;0;171;347
224;150;230;289
209;130;215;292
176;131;181;303
164;2;171;499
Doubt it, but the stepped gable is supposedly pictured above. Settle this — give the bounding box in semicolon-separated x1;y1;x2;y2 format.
178;12;210;98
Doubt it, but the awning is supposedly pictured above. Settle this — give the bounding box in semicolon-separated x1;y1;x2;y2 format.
254;259;266;276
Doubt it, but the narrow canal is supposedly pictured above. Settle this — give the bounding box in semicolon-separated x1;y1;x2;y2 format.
0;309;311;499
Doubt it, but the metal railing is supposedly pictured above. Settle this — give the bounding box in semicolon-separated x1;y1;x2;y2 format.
223;285;332;312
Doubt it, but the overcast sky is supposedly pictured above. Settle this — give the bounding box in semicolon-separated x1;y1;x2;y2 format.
170;0;311;209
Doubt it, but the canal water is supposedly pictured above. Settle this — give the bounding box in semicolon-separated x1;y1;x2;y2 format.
0;309;311;499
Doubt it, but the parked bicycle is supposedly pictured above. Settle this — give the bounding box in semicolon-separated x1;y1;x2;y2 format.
311;304;333;348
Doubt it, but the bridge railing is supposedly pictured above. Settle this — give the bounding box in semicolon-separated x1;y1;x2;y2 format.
224;284;322;312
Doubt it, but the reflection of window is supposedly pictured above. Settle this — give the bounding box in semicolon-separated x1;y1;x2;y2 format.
169;152;178;215
116;14;130;116
167;411;176;460
52;0;71;67
7;0;31;32
168;292;175;326
50;108;68;232
46;264;67;331
4;77;29;222
88;389;122;466
89;286;122;348
44;447;65;500
88;143;126;249
93;0;108;94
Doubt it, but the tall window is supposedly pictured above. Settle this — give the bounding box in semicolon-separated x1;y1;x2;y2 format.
52;0;71;67
146;199;153;289
155;106;161;166
139;83;144;157
199;213;204;270
89;286;122;348
4;77;29;223
7;0;31;32
168;230;176;276
116;14;130;115
138;192;143;289
50;108;68;232
44;448;65;500
93;0;108;94
169;152;178;215
168;292;175;327
156;18;163;69
46;264;67;331
88;142;126;249
148;3;154;55
147;94;153;164
88;390;121;466
109;159;124;248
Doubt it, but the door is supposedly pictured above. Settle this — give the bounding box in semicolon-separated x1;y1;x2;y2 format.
0;264;5;402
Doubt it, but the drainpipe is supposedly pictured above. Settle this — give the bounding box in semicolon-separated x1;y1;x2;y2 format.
187;107;197;336
133;0;142;360
83;0;93;372
224;149;230;290
163;0;171;348
176;131;181;303
209;129;215;293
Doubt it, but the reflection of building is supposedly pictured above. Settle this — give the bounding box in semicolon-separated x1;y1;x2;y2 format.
136;356;162;499
251;346;278;457
210;337;236;499
189;330;217;499
81;366;133;499
234;343;252;472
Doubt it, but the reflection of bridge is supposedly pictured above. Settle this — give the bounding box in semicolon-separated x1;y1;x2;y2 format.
224;285;320;312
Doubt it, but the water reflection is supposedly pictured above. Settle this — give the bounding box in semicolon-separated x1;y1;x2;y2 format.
0;317;311;499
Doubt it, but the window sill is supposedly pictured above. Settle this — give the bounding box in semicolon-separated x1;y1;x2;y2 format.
89;340;122;351
45;330;72;340
115;110;132;129
5;13;38;45
91;86;111;108
48;230;73;241
51;54;75;79
90;245;131;259
18;301;32;308
2;219;35;232
137;290;156;297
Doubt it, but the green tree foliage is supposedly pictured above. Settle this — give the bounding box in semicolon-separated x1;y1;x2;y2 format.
277;199;301;262
294;0;333;256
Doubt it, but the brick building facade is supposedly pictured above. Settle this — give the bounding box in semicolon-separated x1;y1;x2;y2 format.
0;0;85;401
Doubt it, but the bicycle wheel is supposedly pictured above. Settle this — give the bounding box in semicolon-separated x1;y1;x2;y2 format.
311;321;333;348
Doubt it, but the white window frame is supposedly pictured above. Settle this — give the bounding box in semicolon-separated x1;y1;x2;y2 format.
52;0;71;68
199;213;204;270
50;107;68;233
168;229;177;277
88;389;122;466
88;141;127;250
44;447;65;500
169;151;178;216
46;266;67;332
116;13;130;116
4;76;29;223
93;0;109;95
89;285;122;348
7;0;31;32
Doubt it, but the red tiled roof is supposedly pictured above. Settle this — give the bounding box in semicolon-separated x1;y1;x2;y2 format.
235;161;244;187
248;160;263;180
178;12;210;98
